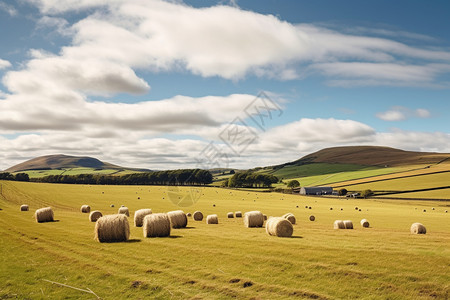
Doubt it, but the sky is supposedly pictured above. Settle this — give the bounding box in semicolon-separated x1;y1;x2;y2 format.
0;0;449;170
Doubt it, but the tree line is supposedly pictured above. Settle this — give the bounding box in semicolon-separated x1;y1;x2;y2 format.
34;169;213;185
226;171;278;188
0;172;30;182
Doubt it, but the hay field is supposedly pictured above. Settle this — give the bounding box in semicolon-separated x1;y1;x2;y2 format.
0;181;449;299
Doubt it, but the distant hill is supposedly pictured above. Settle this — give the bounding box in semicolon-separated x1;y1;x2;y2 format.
5;154;143;173
282;146;449;168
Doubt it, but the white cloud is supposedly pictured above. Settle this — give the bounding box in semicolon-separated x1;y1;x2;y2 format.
0;58;11;69
376;106;432;121
13;0;450;88
0;2;17;16
415;108;431;118
376;110;406;121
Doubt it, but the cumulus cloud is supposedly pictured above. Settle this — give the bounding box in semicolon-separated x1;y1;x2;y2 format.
376;106;431;121
12;0;450;88
0;58;11;69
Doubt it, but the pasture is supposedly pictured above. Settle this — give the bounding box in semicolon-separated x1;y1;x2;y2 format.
0;181;449;299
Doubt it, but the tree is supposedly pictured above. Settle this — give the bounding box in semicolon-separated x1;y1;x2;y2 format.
230;169;235;174
361;189;373;198
338;188;348;196
14;173;30;182
287;180;300;188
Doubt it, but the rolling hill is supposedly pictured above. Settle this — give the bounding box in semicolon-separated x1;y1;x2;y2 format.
5;154;124;172
282;146;449;168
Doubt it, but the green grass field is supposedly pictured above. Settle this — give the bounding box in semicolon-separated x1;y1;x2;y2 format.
13;168;140;178
0;181;449;299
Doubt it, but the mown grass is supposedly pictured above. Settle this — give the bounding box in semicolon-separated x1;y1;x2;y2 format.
340;172;450;192
0;181;449;299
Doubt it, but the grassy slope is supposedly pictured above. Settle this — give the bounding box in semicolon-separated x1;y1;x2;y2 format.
0;181;449;299
13;168;140;178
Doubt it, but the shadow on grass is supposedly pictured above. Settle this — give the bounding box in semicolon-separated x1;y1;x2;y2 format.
290;235;303;239
125;239;142;243
180;226;196;229
168;235;183;239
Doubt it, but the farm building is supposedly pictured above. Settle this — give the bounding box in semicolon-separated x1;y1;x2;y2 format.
300;187;334;195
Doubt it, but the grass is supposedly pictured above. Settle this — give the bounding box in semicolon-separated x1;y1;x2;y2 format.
339;172;450;193
0;181;449;299
13;168;141;178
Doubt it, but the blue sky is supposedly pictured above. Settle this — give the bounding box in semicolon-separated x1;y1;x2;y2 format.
0;0;449;170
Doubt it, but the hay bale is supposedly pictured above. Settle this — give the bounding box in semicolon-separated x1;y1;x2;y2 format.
186;212;192;217
167;210;188;228
343;220;353;229
333;220;345;229
309;215;315;221
330;207;333;210
110;204;115;208
143;213;171;237
446;210;448;213
134;209;152;227
118;206;130;217
423;209;426;212
243;211;264;228
80;205;91;213
227;212;234;218
355;207;358;210
89;210;103;222
263;214;267;221
94;214;130;242
235;211;242;218
308;206;312;210
410;223;426;234
193;211;203;221
266;217;293;237
432;207;435;210
20;204;29;211
206;214;219;224
35;207;54;223
360;219;369;228
282;213;296;225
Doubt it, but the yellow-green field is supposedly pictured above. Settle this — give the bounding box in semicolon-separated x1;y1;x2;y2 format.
0;181;449;299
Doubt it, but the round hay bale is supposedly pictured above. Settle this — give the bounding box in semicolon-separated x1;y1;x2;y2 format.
134;209;152;227
282;213;296;225
243;211;264;228
432;207;435;210
263;214;268;221
110;204;115;208
35;207;54;223
94;214;130;242
80;205;91;213
89;210;103;222
20;204;29;211
358;209;362;212
308;207;312;210
333;220;345;229
330;207;333;210
360;219;369;228
305;205;308;208
213;204;216;207
167;210;188;228
343;220;353;229
186;212;192;217
340;208;343;211
410;223;426;234
206;214;218;224
118;206;130;217
266;217;293;237
143;213;171;237
235;211;242;218
309;215;315;221
193;211;203;221
445;210;448;213
227;212;234;218
355;207;358;210
423;209;426;212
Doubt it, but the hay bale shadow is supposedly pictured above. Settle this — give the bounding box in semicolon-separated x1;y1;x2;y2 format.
125;239;142;243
